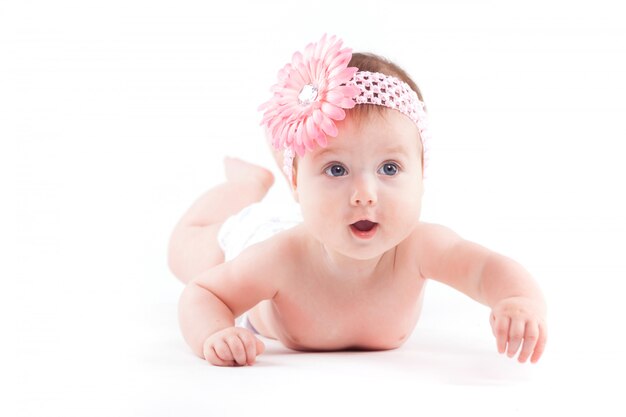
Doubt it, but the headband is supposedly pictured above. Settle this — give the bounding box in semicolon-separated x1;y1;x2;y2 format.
259;35;431;182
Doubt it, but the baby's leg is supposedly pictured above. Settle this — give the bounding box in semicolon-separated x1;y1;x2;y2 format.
168;157;274;284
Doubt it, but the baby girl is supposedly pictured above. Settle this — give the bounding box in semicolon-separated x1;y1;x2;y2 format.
169;35;547;367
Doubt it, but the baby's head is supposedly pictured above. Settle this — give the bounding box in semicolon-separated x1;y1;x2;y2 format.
259;35;430;260
260;35;430;186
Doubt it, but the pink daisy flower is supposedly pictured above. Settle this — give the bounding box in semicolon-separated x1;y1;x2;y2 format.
259;34;361;157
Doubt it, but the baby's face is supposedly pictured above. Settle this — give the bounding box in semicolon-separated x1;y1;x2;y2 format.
294;109;424;260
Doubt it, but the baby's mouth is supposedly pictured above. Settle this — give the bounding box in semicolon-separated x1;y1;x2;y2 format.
352;220;377;232
350;220;378;238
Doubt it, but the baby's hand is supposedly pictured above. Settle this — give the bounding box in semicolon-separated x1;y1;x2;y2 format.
489;296;547;363
203;327;266;366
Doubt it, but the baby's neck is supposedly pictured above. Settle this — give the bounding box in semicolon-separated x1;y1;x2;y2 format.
318;243;389;283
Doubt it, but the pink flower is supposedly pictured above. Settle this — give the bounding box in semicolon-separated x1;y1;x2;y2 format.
259;35;360;157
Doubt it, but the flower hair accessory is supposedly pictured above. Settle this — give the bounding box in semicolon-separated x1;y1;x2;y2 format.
259;35;431;181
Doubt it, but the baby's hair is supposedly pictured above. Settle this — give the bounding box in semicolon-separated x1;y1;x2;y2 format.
347;52;426;167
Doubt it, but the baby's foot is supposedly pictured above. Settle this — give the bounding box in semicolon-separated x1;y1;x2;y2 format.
224;157;275;190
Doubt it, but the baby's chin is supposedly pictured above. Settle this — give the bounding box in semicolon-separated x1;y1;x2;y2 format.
307;223;402;262
328;239;398;262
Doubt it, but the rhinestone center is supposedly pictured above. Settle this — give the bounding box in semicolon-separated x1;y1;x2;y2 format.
298;84;318;105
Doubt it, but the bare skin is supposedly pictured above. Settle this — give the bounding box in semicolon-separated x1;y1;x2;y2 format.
171;158;426;364
168;157;274;282
170;111;547;367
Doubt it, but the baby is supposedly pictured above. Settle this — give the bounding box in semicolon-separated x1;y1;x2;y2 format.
169;35;547;367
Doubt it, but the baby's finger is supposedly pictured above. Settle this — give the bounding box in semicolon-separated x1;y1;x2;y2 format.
507;319;525;358
517;321;539;363
224;335;247;366
530;321;548;363
256;337;266;356
237;332;257;365
492;315;510;354
210;341;236;366
489;313;497;336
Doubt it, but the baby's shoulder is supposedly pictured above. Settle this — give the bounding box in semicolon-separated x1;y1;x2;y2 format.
394;222;464;278
402;221;464;254
229;224;307;276
411;221;457;237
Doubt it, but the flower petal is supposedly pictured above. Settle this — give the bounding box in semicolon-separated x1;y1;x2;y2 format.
287;122;298;147
338;97;357;109
294;141;306;157
319;112;338;137
327;51;352;75
286;70;307;90
314;34;328;59
304;41;316;61
292;51;303;67
316;132;328;148
335;84;360;97
328;67;359;89
278;124;290;149
260;35;356;159
327;85;359;108
276;63;292;82
312;109;324;125
321;101;345;121
305;116;316;139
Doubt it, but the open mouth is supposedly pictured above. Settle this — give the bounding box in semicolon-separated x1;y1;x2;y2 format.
350;220;378;238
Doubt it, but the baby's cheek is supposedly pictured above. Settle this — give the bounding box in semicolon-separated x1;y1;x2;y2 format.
301;199;336;232
390;195;421;224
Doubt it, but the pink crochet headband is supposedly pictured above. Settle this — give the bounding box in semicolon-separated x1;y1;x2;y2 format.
259;35;431;181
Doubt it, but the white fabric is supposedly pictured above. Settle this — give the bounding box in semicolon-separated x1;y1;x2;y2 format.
217;199;303;262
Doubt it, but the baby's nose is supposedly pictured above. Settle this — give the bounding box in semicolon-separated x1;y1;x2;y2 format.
350;177;377;206
352;196;376;206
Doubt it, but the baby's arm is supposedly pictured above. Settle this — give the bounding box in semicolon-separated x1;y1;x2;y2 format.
178;243;280;366
414;223;547;363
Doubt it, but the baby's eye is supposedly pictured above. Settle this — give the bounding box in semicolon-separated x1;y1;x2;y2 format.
378;162;399;176
324;164;348;177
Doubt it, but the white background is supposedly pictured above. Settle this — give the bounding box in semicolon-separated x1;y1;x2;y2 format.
3;0;626;415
